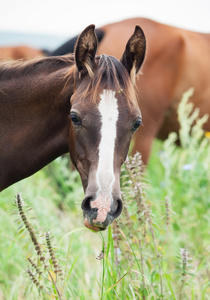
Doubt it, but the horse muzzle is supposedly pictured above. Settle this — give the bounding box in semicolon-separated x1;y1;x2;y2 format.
81;194;123;231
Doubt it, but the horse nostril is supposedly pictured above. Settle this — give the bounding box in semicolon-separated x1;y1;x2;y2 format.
111;198;123;219
82;195;123;228
81;195;99;213
81;196;92;212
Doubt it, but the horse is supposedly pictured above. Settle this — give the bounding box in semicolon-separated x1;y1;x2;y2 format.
0;45;44;60
0;24;146;232
50;18;210;164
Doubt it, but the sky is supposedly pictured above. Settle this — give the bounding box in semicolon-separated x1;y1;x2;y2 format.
0;0;210;48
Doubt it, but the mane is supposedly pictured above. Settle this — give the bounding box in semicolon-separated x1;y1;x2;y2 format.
0;54;138;107
74;54;138;106
0;54;75;81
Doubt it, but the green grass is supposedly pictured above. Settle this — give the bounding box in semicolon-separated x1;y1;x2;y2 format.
0;89;210;299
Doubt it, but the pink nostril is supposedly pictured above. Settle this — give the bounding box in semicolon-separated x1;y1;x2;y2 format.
82;196;99;213
81;195;123;228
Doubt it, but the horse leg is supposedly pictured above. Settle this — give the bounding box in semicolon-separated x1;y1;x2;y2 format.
131;110;166;164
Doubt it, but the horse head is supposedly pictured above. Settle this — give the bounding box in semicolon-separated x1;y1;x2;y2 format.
69;24;146;231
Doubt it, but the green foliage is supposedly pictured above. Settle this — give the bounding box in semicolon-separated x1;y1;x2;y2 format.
44;155;84;211
0;89;210;299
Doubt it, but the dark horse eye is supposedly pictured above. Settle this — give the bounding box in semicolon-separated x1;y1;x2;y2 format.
132;118;142;132
70;112;82;126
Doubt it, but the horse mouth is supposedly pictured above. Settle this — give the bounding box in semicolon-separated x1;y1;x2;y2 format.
84;218;107;232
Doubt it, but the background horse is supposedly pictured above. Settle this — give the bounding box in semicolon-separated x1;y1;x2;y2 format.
0;45;44;60
0;25;146;231
50;18;210;164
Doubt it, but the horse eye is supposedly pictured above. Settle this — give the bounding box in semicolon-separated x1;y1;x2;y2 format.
132;118;142;132
70;112;82;126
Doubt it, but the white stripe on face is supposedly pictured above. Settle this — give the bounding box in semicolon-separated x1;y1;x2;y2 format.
96;89;119;199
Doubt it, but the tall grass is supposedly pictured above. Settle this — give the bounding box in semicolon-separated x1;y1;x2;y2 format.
0;89;210;299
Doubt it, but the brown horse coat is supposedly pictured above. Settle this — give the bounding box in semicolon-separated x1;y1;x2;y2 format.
1;18;210;165
0;25;146;231
97;18;210;163
0;45;44;60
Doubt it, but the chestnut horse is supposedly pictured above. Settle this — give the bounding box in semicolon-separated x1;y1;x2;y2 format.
50;18;210;163
0;25;146;231
0;45;44;60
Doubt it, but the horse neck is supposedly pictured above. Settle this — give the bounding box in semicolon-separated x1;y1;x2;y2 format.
0;68;74;190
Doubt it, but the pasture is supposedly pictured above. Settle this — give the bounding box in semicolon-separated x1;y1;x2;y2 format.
0;90;210;299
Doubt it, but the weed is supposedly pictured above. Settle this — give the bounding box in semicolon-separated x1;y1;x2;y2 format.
1;89;209;299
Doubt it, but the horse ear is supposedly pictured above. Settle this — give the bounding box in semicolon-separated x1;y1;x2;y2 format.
75;24;98;78
121;25;146;83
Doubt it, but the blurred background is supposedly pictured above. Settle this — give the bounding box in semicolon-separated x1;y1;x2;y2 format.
1;1;210;299
0;0;210;51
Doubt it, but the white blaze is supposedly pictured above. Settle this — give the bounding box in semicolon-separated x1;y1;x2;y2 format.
96;89;119;198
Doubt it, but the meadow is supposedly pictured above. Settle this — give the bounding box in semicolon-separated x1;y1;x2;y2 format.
0;89;210;299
